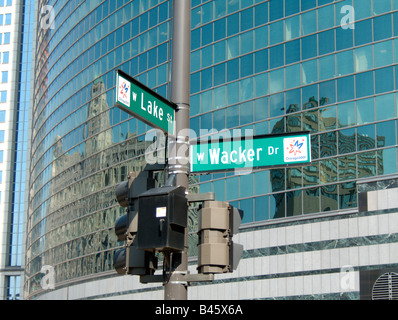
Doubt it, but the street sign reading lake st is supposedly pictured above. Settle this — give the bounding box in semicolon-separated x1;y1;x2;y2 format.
115;70;176;135
190;132;312;173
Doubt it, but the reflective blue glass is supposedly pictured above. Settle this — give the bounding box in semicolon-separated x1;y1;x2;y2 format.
255;49;268;73
319;80;336;105
375;67;394;94
337;76;355;102
227;12;239;36
301;35;317;60
227;58;239;82
374;14;392;41
285;39;300;64
269;0;283;21
255;2;268;26
240;54;253;77
241;7;253;31
214;18;226;41
270;44;284;68
355;19;372;46
319;30;335;55
356;71;374;98
284;0;299;16
336;28;353;51
301;0;316;11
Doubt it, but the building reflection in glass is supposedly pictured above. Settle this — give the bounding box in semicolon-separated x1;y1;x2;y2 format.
267;93;387;220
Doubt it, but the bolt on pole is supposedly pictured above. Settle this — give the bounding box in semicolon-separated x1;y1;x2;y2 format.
165;0;191;300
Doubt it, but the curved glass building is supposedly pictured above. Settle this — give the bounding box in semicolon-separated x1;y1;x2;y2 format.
26;0;398;300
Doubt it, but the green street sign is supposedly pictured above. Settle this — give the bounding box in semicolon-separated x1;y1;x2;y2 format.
115;70;176;135
190;132;312;173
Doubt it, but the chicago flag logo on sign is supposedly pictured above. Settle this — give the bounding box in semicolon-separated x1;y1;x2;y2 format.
118;76;131;107
283;137;308;163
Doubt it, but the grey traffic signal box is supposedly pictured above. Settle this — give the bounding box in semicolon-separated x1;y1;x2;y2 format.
137;185;187;252
197;201;243;274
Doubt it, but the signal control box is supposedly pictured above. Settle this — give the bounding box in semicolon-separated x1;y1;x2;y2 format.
137;186;187;252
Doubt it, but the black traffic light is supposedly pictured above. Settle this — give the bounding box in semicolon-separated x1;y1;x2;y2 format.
197;201;243;274
137;185;188;252
113;165;163;276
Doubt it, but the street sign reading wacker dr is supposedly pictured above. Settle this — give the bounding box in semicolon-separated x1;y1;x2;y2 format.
190;132;312;173
115;70;176;135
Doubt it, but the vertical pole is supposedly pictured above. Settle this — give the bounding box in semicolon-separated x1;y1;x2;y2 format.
165;0;191;300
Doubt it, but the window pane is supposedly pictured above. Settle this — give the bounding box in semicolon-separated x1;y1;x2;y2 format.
0;91;6;102
270;20;283;45
255;196;269;221
374;14;392;41
356;97;374;124
1;71;7;83
285;15;300;40
226;176;239;200
255;49;268;73
337;76;354;102
303;187;319;214
377;120;396;148
301;59;317;85
374;40;393;68
354;44;373;72
240;198;254;223
318;29;335;55
319;80;336;105
337;50;353;76
321;185;338;211
338;101;355;127
255;25;268;50
255;73;268;97
355;19;372;46
271;192;285;219
378;148;398;176
240;174;253;198
336;28;353;51
4;32;11;44
270;44;284;68
269;0;283;21
286;190;302;216
356;71;374;98
269;68;284;94
319;55;335;80
227;35;239;59
375;67;394;94
357;124;376;151
285;64;300;89
285;39;300;64
318;4;335;31
301;10;316;36
354;0;371;20
255;97;269;121
376;93;395;121
301;34;317;60
285;0;299;16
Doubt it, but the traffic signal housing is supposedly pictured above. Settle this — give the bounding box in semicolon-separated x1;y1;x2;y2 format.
137;185;188;252
197;201;243;274
113;168;159;276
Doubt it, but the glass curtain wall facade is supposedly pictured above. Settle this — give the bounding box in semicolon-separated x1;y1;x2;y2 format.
191;0;398;220
26;0;398;300
25;0;172;299
0;0;34;300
